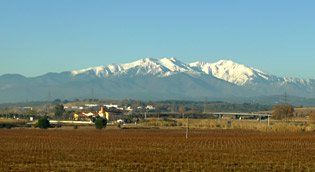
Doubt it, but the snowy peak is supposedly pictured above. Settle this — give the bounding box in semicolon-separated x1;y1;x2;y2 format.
71;58;274;85
71;66;107;77
119;57;194;76
211;59;271;85
159;57;192;72
189;59;272;85
71;57;310;86
119;58;165;76
71;57;194;78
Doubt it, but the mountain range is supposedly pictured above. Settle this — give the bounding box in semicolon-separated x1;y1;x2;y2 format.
1;57;315;105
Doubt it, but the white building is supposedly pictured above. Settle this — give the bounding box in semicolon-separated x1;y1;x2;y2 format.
85;104;98;108
146;105;155;111
125;106;133;111
104;104;124;110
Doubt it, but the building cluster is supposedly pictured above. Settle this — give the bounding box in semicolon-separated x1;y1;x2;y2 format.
69;103;156;122
65;103;156;112
137;105;156;111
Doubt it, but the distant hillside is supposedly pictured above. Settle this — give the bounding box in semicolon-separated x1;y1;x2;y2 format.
1;57;315;105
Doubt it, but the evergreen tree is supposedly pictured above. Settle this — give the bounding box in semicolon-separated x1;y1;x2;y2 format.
37;116;50;129
54;104;65;119
95;117;107;129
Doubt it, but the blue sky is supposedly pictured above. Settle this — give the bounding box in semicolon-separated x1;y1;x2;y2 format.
0;1;314;78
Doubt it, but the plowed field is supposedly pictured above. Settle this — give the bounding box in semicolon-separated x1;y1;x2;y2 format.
0;129;314;171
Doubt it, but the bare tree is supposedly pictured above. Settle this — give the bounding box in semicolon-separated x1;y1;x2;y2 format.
272;103;294;120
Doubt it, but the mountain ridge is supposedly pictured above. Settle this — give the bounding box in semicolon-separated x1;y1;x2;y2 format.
70;57;313;86
1;57;315;104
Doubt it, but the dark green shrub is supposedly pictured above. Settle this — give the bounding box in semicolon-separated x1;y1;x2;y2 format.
0;123;16;129
0;123;17;129
95;117;107;129
37;116;50;129
73;125;78;129
5;124;12;129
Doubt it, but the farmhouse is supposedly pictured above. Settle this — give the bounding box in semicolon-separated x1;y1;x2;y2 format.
81;106;109;120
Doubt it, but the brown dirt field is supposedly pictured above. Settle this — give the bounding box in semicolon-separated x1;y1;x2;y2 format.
0;129;315;171
295;107;315;115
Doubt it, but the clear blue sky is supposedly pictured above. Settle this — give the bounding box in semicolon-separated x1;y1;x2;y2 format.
0;1;314;78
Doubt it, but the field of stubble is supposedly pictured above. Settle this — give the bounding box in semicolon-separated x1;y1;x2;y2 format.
0;128;314;171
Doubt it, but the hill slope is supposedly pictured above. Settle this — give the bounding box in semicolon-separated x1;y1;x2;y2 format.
0;57;314;104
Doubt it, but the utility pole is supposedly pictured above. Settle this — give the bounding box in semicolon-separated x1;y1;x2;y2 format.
45;91;52;116
144;111;147;119
203;97;207;114
284;92;288;104
186;115;189;140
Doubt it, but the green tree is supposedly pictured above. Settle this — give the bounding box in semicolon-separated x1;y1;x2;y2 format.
272;103;294;120
54;104;65;119
37;116;50;129
95;117;107;129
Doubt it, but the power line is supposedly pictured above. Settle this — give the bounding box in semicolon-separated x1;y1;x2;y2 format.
203;97;207;113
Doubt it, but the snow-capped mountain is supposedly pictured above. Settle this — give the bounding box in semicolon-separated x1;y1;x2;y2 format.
71;58;195;78
71;57;312;86
0;57;315;104
189;60;275;85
